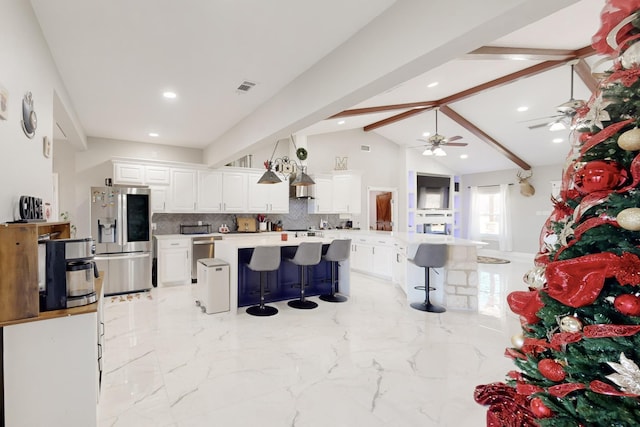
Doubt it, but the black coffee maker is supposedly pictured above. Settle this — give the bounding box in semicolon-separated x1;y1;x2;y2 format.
40;238;99;311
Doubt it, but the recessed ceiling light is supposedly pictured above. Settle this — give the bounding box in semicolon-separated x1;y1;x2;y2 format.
422;132;430;137
460;154;468;159
517;106;528;112
552;138;563;143
149;132;159;137
427;82;439;88
163;91;177;99
337;120;345;125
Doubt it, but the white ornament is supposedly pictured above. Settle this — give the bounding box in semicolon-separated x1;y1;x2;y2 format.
622;42;640;69
583;93;612;130
606;353;640;395
617;208;640;231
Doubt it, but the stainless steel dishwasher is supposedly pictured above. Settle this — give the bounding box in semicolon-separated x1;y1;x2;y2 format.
191;236;222;282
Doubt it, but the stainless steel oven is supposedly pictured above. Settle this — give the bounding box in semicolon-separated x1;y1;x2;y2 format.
191;236;222;282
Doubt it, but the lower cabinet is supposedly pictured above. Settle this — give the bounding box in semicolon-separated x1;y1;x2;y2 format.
392;242;407;286
350;237;393;279
158;237;191;286
3;312;98;426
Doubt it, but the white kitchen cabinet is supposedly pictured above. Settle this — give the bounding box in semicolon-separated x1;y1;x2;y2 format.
350;236;393;279
113;162;145;185
350;238;372;272
247;171;289;213
158;237;191;286
197;170;224;212
4;312;98;426
169;168;197;212
222;171;248;212
145;165;170;185
392;241;407;286
372;240;394;279
150;186;168;212
333;173;361;214
308;175;333;214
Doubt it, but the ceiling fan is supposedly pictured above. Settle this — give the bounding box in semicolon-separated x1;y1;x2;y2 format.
527;63;586;131
412;108;467;156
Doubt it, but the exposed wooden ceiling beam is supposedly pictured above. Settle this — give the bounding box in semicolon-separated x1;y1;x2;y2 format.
329;102;435;118
439;105;531;170
574;58;599;93
465;46;575;61
363;107;434;132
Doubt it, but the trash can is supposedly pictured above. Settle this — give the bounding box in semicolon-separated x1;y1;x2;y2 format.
196;258;230;314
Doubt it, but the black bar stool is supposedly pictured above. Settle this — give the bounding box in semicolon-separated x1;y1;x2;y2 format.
408;243;447;313
287;242;322;309
246;246;281;316
319;239;351;303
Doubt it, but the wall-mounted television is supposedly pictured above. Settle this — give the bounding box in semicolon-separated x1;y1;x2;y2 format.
416;174;451;210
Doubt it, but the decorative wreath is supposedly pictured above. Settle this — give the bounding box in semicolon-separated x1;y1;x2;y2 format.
296;147;308;161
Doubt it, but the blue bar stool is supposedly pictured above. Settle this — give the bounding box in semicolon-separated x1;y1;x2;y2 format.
246;246;281;316
319;239;351;303
408;243;447;313
287;242;322;309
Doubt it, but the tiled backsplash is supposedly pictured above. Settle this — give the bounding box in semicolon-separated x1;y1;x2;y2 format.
152;199;341;235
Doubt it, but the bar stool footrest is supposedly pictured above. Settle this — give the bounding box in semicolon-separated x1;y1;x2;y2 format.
413;286;436;291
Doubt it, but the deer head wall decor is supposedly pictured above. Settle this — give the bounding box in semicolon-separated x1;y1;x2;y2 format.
517;170;535;197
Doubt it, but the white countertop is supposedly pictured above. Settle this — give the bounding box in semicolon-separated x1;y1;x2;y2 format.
215;235;333;249
153;229;484;246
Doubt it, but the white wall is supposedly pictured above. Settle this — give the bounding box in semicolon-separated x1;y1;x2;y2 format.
0;0;84;222
306;129;401;227
461;164;563;255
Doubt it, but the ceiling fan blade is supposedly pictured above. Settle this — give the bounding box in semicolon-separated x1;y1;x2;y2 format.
528;122;552;130
518;114;563;123
445;142;468;147
445;135;463;142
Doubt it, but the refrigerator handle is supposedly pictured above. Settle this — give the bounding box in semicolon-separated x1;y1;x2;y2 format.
120;190;128;246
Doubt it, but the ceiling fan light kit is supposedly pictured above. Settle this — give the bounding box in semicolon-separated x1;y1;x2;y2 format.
414;108;466;156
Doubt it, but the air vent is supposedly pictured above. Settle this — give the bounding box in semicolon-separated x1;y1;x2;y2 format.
361;145;371;152
236;80;256;93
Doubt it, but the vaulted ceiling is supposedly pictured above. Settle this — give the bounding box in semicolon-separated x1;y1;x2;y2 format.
30;0;608;175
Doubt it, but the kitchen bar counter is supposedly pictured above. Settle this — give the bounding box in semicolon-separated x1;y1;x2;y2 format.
215;235;349;311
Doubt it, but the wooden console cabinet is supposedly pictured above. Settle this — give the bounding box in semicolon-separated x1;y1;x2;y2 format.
0;222;70;322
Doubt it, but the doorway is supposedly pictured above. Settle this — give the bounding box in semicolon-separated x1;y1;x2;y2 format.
367;187;397;231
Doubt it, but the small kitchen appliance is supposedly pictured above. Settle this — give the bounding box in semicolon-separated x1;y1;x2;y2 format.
40;237;98;311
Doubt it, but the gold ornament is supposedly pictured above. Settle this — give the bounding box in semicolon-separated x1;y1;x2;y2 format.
511;334;525;349
617;208;640;231
559;316;583;333
618;128;640;151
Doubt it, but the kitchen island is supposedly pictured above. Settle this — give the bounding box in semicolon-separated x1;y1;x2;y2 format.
214;235;350;311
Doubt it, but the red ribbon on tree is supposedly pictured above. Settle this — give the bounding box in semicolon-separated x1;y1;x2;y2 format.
579;119;633;155
474;383;538;427
583;324;640;338
507;290;545;324
546;252;640;307
590;380;639;397
548;382;587;398
592;0;640;55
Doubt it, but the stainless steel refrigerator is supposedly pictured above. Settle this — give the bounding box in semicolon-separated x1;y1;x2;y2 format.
90;186;152;295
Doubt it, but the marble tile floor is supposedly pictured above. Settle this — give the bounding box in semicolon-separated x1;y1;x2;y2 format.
98;254;532;427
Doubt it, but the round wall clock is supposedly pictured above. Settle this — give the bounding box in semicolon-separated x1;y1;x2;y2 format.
21;91;37;138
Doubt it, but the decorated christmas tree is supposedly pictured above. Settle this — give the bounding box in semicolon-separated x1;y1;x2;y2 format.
475;1;640;425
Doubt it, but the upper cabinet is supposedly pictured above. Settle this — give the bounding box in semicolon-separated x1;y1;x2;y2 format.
332;172;361;214
169;168;197;212
307;175;333;214
308;172;361;215
113;162;145;185
247;171;289;213
221;171;247;213
197;170;223;213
